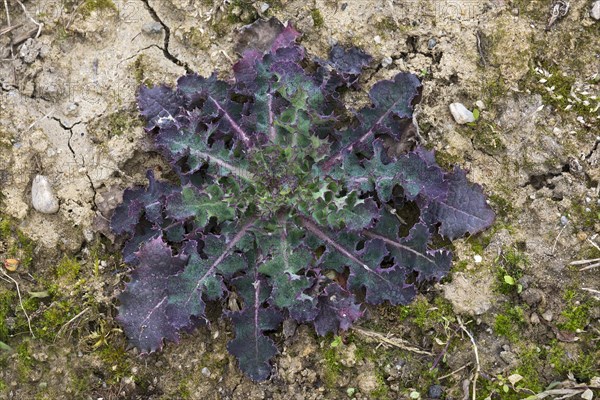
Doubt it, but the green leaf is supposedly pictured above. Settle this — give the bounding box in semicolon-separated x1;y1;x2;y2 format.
166;185;235;227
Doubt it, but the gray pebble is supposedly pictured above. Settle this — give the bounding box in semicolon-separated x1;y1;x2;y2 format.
542;310;553;322
381;56;393;68
282;319;297;339
520;288;544;307
31;175;59;214
201;367;210;377
142;22;164;35
428;384;443;398
427;38;437;49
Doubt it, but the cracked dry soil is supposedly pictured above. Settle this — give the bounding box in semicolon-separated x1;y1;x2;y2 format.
0;0;599;399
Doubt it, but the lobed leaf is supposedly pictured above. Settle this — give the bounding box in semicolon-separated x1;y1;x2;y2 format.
113;18;495;382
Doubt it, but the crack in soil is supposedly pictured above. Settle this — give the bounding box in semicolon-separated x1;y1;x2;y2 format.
141;0;191;73
51;117;98;209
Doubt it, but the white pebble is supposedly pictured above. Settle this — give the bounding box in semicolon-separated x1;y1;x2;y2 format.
473;255;483;263
449;103;475;124
381;56;393;68
31;175;59;214
591;1;600;20
374;35;381;44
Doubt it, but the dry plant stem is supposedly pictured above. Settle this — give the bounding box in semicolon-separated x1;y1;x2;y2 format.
551;222;567;254
457;317;479;400
15;0;42;38
351;326;434;355
3;0;13;58
1;269;35;338
569;258;600;266
523;388;595;400
579;262;600;271
588;238;600;252
56;307;90;340
438;362;472;380
3;0;9;26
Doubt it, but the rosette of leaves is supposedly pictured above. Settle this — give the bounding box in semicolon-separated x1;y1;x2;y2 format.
111;20;494;381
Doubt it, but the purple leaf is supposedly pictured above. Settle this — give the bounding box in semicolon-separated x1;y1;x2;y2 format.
366;212;452;282
116;237;187;353
137;85;183;130
321;73;422;171
227;274;284;381
111;18;494;383
420;167;495;239
313;283;362;336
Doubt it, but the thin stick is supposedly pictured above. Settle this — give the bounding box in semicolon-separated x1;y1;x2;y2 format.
0;23;21;36
579;262;600;271
457;317;479;400
56;307;89;340
351;326;434;356
15;0;43;38
581;287;600;297
1;270;34;338
438;362;472;380
25;108;55;133
569;258;600;266
523;388;588;400
551;223;567;254
3;0;10;27
588;238;600;252
3;0;13;58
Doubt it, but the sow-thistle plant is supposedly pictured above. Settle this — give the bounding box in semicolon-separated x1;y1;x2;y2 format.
111;20;494;381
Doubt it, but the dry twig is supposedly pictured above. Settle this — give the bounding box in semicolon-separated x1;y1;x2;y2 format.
351;326;434;356
457;317;479;400
524;387;596;400
15;0;42;38
56;307;90;340
1;269;34;338
438;362;472;380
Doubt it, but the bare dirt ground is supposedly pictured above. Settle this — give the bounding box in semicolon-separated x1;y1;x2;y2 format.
0;0;599;399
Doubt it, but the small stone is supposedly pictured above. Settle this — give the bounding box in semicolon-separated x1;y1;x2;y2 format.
520;288;544;307
428;384;443;399
65;102;79;117
31;175;59;214
560;215;568;225
201;367;210;377
473;255;482;263
282;319;297;339
511;7;519;16
581;389;594;400
374;35;382;44
142;22;163;35
19;38;41;63
259;2;270;12
591;1;600;20
475;100;485;110
500;350;518;366
381;56;393;68
427;38;437;49
449;103;475;124
530;312;540;324
541;310;553;322
577;231;588;241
